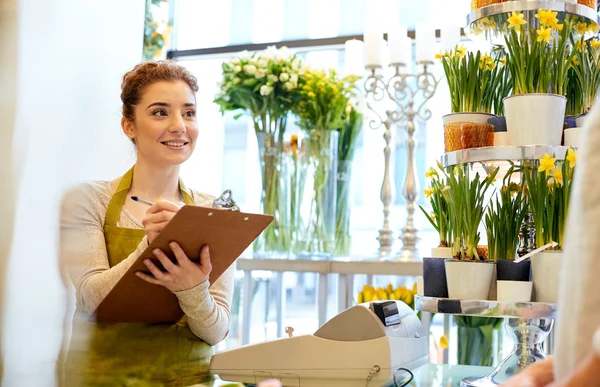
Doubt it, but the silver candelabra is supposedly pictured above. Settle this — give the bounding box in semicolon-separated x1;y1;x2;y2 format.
364;61;441;261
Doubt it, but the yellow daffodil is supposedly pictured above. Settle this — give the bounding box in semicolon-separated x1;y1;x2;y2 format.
440;335;449;349
538;153;557;174
553;168;564;186
424;187;433;199
430;213;436;222
553;23;564;31
509;182;522;194
537;26;552;44
435;52;443;60
412;282;417;294
507;11;527;31
456;45;467;59
479;55;496;71
425;167;436;179
591;38;600;50
575;40;584;52
548;182;555;190
589;21;599;33
500;56;507;66
573;55;580;65
535;8;559;27
566;148;577;167
575;22;589;35
502;185;508;193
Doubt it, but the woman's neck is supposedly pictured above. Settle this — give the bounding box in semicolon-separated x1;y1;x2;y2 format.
129;162;181;203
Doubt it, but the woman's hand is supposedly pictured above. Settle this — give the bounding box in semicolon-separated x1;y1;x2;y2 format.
501;357;555;387
141;200;183;244
135;242;212;292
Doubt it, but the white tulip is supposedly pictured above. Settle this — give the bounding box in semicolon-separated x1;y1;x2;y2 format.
255;69;266;79
284;81;295;90
234;65;242;73
233;77;241;84
290;73;298;83
268;74;278;83
279;73;290;82
260;85;274;96
258;59;268;68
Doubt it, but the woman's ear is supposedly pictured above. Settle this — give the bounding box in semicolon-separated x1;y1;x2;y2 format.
121;117;136;141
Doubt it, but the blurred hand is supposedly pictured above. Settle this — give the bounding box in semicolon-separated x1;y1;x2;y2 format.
141;199;182;244
257;380;282;387
136;243;212;292
501;357;554;387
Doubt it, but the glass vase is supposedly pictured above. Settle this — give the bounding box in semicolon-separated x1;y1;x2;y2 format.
456;317;504;366
294;130;339;259
253;116;292;259
334;160;353;257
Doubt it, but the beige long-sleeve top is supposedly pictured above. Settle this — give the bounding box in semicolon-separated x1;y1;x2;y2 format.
554;101;600;379
60;180;234;346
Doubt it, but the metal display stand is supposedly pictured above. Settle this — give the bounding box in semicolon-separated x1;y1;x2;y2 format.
415;295;557;387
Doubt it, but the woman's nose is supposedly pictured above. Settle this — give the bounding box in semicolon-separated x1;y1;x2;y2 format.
168;115;187;133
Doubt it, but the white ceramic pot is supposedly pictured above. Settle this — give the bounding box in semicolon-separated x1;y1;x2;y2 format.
504;94;567;146
564;127;581;147
531;251;563;303
576;114;587;128
494;132;509;146
497;280;533;302
416;277;424;296
444;260;495;300
442;112;497;125
431;247;453;258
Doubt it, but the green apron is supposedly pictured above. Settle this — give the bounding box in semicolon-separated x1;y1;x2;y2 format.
64;167;214;387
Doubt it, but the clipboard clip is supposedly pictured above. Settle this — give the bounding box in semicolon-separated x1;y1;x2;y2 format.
212;189;240;212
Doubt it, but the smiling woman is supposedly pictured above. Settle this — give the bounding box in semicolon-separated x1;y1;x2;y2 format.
58;60;234;386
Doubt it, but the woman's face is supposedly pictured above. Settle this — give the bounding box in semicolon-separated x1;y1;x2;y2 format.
123;80;198;168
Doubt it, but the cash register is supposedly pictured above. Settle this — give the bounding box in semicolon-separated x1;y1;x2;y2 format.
210;300;428;386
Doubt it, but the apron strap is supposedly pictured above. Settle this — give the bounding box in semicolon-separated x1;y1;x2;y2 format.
104;166;196;227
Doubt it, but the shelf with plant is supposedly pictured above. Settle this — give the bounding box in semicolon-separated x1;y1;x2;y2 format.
214;46;305;257
291;68;360;257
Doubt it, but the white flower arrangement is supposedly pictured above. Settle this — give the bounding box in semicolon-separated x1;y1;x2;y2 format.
215;45;305;127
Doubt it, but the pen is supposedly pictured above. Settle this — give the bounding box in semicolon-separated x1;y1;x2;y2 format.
131;196;154;206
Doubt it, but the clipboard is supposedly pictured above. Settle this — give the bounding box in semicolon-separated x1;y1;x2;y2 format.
94;205;273;323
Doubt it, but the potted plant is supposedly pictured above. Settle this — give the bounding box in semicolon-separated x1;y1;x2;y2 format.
441;164;499;300
214;46;305;258
291;68;360;259
566;36;600;146
439;47;509;152
485;164;531;301
419;162;452;297
523;149;577;302
503;9;575;146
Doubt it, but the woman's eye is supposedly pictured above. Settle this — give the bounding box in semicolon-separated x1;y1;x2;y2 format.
152;109;167;117
184;110;196;118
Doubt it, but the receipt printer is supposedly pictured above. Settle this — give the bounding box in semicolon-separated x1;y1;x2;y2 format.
210;300;428;386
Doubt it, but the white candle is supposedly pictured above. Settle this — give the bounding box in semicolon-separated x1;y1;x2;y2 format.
415;24;436;63
344;39;365;75
388;25;407;65
364;27;383;67
441;24;461;53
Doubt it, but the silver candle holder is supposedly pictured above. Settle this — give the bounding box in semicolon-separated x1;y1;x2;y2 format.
364;61;441;261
